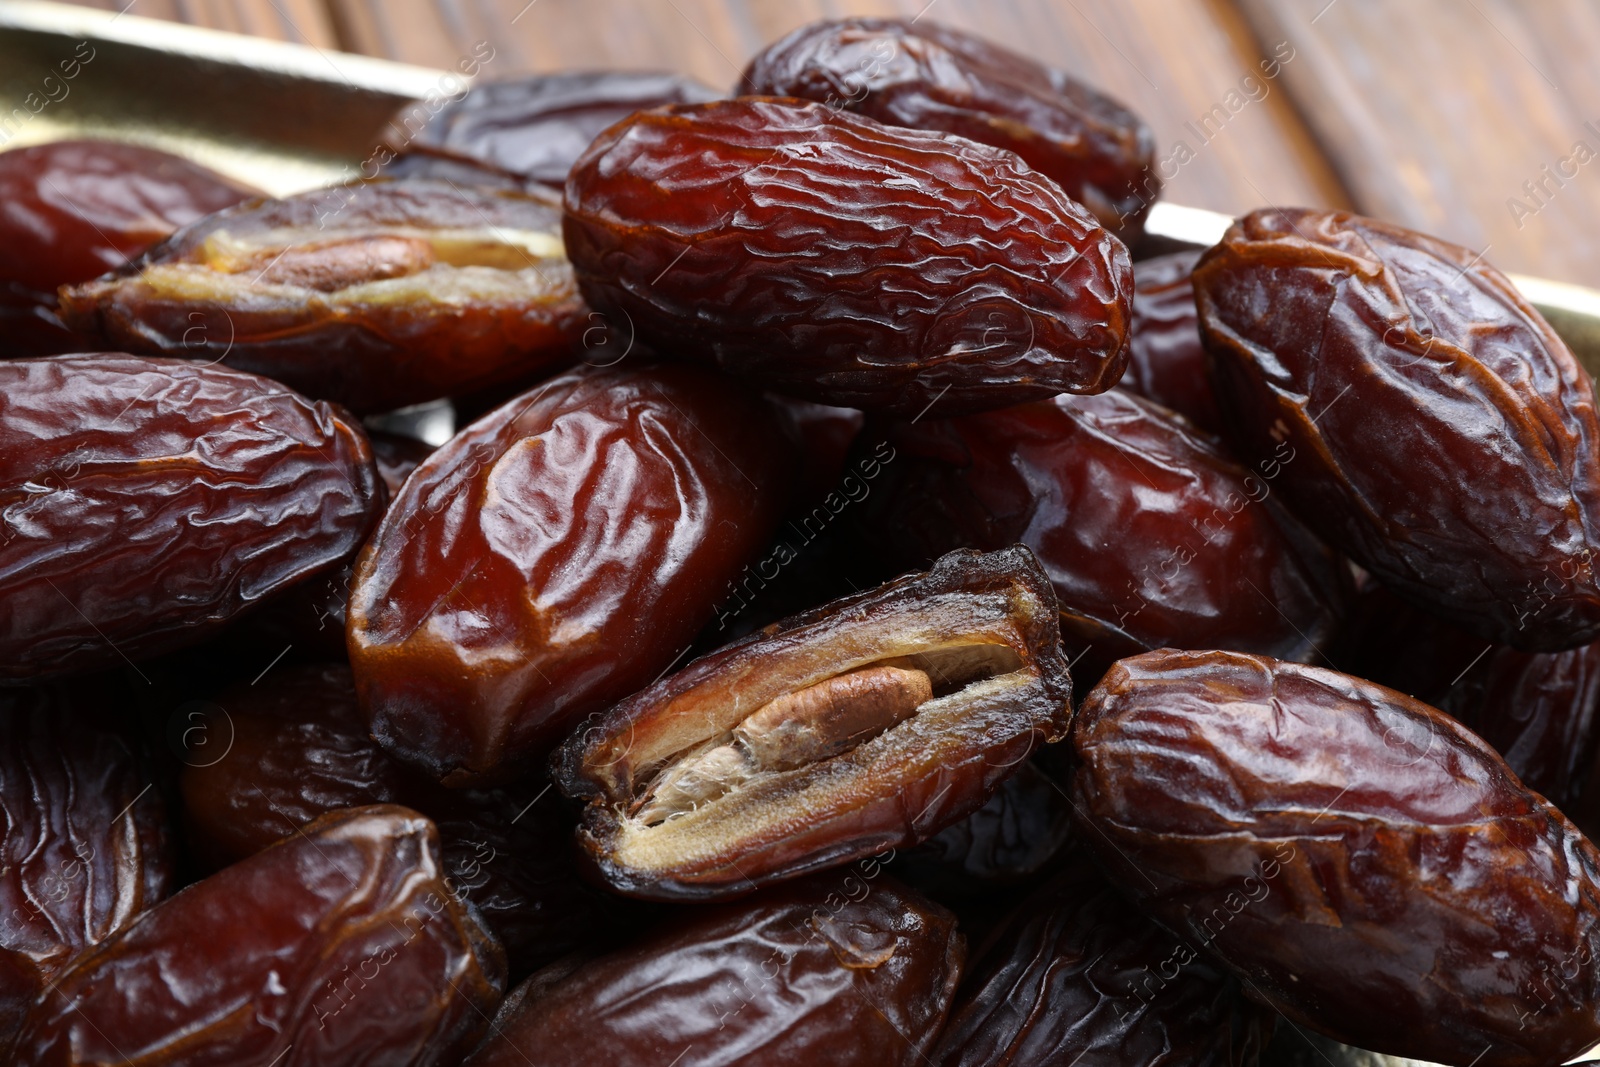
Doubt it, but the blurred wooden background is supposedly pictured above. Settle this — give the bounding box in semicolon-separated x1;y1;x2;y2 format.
51;0;1600;287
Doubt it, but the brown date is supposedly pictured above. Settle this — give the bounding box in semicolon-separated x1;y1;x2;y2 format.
1194;208;1600;651
1122;249;1223;433
390;70;719;189
0;139;256;358
14;805;505;1067
742;18;1158;239
555;545;1072;900
931;845;1269;1067
0;354;381;681
348;363;793;783
1072;648;1600;1067
0;684;172;1055
60;179;584;413
563;96;1132;417
464;872;962;1067
860;388;1348;687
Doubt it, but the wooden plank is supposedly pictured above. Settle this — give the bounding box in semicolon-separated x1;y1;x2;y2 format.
322;0;1350;218
55;0;340;48
1235;0;1600;286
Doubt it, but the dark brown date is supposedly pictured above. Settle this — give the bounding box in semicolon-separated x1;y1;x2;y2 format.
555;545;1072;900
0;684;172;1054
1072;648;1600;1067
861;388;1347;686
14;805;505;1067
0;139;256;358
0;355;381;681
464;872;962;1067
348;363;792;783
59;179;584;413
369;429;435;501
563;97;1132;417
1194;208;1600;651
742;18;1158;239
1122;249;1223;433
390;70;719;189
931;845;1269;1067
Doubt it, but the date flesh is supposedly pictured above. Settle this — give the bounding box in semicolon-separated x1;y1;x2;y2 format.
931;845;1269;1067
555;546;1072;900
14;805;505;1067
464;873;962;1067
348;363;792;783
862;388;1347;686
563;97;1132;417
1071;648;1600;1067
0;355;381;681
59;179;585;413
1194;208;1600;651
1122;249;1223;433
742;18;1158;239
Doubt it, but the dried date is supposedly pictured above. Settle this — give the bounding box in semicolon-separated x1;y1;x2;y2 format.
14;805;505;1067
1194;208;1600;651
348;363;792;783
1122;249;1223;433
742;18;1158;239
555;546;1072;900
563;96;1132;417
0;354;381;681
464;873;962;1067
1071;648;1600;1067
59;179;585;413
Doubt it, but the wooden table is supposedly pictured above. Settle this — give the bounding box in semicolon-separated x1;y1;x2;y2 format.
55;0;1600;288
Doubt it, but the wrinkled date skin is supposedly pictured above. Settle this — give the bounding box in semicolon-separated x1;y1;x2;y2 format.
180;663;626;975
465;873;962;1067
349;363;792;783
391;70;719;189
1195;208;1600;651
0;685;172;1053
555;546;1072;901
742;18;1158;239
14;805;505;1067
1122;249;1222;433
1072;648;1600;1067
0;355;381;681
60;179;585;413
861;389;1347;686
563;97;1131;417
0;140;256;358
931;845;1268;1067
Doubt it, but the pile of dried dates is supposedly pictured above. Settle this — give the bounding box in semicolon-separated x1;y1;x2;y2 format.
4;15;1600;1067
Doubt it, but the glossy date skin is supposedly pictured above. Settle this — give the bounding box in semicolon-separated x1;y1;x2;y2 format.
555;546;1072;901
464;873;962;1067
1122;249;1222;433
931;846;1268;1067
1194;208;1600;651
392;71;719;189
0;685;172;1053
742;18;1158;239
0;140;256;358
861;388;1347;686
1072;648;1600;1067
0;355;381;681
348;363;792;783
14;805;505;1067
563;97;1132;417
60;179;585;413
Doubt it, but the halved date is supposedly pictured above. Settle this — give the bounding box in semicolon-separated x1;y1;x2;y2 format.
554;546;1072;900
59;179;585;413
464;873;962;1067
0;355;381;680
14;805;505;1067
742;18;1158;239
1072;648;1600;1067
563;97;1131;416
348;363;792;783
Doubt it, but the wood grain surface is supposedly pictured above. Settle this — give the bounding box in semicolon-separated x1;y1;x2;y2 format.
48;0;1600;286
